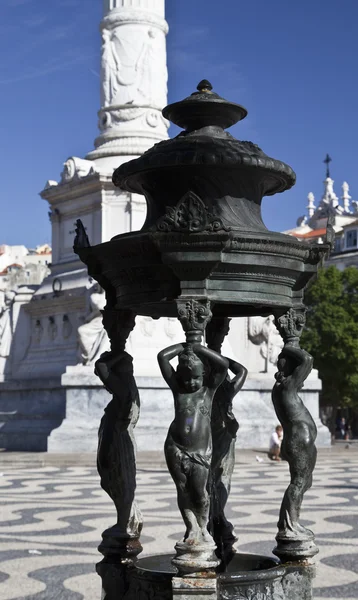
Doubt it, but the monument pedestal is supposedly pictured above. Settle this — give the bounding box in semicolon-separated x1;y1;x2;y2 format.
48;366;110;453
47;369;330;453
0;378;64;451
48;370;174;453
235;372;331;449
0;366;329;453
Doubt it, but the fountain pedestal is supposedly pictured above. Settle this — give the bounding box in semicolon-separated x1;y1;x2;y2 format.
119;553;315;599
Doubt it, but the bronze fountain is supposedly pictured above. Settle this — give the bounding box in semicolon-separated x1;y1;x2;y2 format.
75;80;330;600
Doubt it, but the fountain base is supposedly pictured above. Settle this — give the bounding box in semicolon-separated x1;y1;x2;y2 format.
112;553;316;600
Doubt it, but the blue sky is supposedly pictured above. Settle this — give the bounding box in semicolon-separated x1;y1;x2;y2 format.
1;0;358;247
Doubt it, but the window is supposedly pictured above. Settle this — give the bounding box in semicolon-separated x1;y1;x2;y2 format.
334;237;341;253
345;229;358;249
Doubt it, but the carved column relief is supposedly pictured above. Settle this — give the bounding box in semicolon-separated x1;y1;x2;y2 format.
62;315;73;340
176;297;212;343
47;317;58;342
88;0;169;160
33;319;43;345
248;315;283;372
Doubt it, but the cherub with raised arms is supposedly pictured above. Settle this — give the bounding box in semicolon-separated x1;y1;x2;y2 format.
157;342;228;547
206;317;248;562
272;344;317;548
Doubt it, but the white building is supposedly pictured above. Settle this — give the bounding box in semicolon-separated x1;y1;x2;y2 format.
0;244;51;295
285;158;358;270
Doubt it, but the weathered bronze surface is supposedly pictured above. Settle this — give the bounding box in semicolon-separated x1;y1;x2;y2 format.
272;308;318;562
77;83;329;320
74;81;327;598
207;317;247;566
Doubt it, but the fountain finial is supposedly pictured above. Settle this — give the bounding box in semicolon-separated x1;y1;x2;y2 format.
197;79;213;93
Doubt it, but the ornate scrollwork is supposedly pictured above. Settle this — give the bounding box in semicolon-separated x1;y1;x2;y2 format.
156;191;226;233
176;298;212;343
275;308;306;344
221;585;283;600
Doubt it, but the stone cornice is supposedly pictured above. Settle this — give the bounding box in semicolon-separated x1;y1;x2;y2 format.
40;172;116;203
25;295;85;317
102;10;168;33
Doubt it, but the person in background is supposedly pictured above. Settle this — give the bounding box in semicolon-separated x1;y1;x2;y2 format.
268;425;283;461
339;417;348;440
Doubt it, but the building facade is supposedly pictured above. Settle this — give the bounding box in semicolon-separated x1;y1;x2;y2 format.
285;159;358;269
0;1;330;452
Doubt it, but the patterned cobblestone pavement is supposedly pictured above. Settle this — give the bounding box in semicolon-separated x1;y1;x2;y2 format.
0;449;357;599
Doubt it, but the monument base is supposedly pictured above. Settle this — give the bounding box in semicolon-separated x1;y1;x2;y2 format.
47;369;175;453
0;378;64;451
236;374;331;449
0;370;330;453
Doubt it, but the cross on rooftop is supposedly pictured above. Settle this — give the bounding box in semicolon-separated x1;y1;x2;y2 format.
324;153;332;178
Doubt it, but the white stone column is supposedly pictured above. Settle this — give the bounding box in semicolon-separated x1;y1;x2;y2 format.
87;0;169;168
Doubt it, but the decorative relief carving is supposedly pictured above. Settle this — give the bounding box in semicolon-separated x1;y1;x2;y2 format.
164;317;177;339
60;158;97;183
47;317;58;342
229;238;309;259
101;25;167;109
156;191;226;233
33;319;43;344
275;308;306;344
176;298;212;342
62;315;72;340
139;316;155;337
78;285;109;365
146;109;161;128
221;583;284;600
248;316;283;372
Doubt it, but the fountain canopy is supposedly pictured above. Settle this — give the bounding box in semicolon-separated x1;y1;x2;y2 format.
77;80;329;318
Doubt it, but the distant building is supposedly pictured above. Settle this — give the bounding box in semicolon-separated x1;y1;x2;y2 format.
0;244;51;295
284;156;358;270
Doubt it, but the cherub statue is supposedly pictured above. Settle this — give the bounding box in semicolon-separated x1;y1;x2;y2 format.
206;317;248;564
157;342;228;554
95;310;142;558
272;343;318;557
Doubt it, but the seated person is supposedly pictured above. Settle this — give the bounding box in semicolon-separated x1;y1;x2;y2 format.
268;425;283;461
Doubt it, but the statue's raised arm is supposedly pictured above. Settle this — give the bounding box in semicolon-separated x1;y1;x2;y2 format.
278;345;313;389
226;357;248;396
157;343;184;391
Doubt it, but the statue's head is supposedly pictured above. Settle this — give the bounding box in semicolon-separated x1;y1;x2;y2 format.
177;349;204;392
